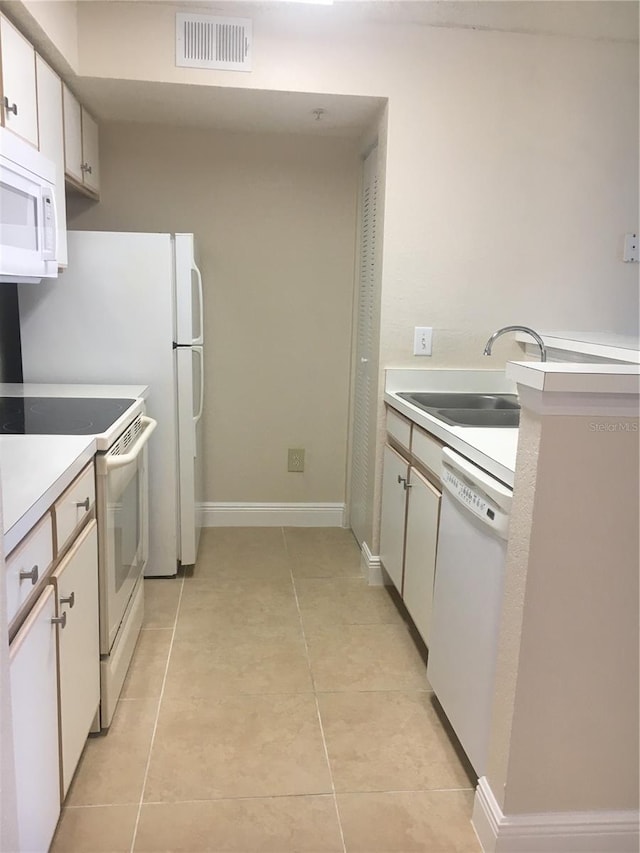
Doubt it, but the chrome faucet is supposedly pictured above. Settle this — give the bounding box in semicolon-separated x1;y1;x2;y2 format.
483;325;547;362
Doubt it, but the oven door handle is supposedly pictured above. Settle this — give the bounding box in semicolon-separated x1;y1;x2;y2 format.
105;416;157;470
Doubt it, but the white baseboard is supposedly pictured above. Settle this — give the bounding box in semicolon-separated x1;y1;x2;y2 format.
360;541;389;586
199;502;346;527
473;776;640;853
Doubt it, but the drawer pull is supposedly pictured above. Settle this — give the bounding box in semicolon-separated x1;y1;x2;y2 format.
60;591;75;609
76;497;90;511
19;565;39;585
3;96;18;116
51;612;67;629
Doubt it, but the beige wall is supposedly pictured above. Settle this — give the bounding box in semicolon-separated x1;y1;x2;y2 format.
487;406;639;814
73;1;639;358
68;123;359;504
68;0;638;549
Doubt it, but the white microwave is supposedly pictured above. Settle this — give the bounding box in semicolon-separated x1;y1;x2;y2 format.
0;127;59;284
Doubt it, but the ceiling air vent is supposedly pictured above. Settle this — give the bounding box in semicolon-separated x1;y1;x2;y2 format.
176;13;252;72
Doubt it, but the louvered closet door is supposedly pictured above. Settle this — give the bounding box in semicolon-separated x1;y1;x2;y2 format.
349;146;378;547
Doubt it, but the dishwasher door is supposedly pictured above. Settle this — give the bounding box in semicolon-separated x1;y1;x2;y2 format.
426;449;512;776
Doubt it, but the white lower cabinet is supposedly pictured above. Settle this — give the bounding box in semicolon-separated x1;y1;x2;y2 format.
9;585;61;853
8;463;100;851
379;443;409;591
380;411;443;647
403;467;441;645
53;519;100;797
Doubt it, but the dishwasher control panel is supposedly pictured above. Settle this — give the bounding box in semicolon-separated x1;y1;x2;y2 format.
442;466;509;538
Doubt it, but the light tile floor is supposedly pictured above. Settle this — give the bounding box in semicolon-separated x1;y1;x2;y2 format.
51;527;481;852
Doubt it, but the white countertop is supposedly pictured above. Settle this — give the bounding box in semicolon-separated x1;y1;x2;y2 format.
515;330;640;364
384;370;519;487
1;383;149;553
1;436;96;554
506;361;640;394
0;383;149;399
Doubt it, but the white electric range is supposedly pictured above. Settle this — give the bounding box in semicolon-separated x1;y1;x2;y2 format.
0;383;153;728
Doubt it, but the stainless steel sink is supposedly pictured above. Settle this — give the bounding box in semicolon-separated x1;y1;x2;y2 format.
437;409;520;427
396;392;520;428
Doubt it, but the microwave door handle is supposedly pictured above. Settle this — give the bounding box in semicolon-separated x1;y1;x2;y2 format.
192;261;204;345
43;187;58;261
105;416;157;470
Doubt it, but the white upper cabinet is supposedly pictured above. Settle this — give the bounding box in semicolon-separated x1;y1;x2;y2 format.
35;56;68;266
62;83;82;182
0;14;38;146
81;107;100;194
63;84;100;196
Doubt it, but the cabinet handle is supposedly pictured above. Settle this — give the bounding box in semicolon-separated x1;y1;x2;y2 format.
397;475;412;491
3;96;18;116
81;162;93;175
51;612;67;629
60;591;75;609
76;497;90;511
19;564;39;585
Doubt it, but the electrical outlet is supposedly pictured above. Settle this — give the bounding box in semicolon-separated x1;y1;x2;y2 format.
288;448;305;472
413;326;433;356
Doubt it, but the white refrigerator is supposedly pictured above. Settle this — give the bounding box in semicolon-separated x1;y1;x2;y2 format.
18;231;205;576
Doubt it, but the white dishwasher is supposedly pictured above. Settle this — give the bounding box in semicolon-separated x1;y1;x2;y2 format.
426;447;513;777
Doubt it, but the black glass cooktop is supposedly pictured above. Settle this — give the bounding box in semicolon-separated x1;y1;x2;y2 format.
0;397;136;436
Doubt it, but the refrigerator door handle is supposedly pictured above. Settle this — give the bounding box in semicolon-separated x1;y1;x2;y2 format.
192;261;204;345
194;346;204;424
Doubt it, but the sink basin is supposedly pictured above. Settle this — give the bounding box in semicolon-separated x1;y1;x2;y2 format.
396;392;520;428
397;392;519;411
436;409;520;427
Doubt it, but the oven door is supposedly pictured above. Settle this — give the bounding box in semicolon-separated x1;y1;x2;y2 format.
96;416;157;654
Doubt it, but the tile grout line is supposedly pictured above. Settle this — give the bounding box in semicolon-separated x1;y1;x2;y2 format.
128;575;186;853
282;527;348;853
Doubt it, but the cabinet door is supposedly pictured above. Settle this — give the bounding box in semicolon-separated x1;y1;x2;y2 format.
62;83;83;183
53;519;100;797
379;444;409;593
35;56;68;266
9;585;60;853
0;15;38;146
81;107;100;194
403;468;441;646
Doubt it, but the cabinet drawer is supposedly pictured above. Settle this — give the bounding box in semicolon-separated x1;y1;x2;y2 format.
6;513;53;628
386;408;412;452
54;463;95;555
412;426;444;481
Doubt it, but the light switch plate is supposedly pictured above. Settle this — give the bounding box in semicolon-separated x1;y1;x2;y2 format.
413;326;433;356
